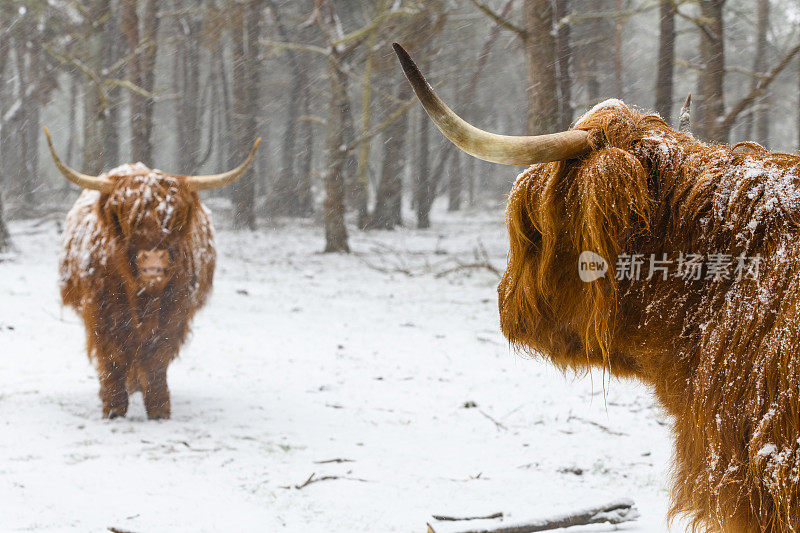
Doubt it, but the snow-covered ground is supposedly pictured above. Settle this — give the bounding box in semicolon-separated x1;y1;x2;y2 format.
0;204;677;532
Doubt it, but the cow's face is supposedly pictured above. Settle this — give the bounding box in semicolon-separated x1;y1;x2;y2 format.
45;128;259;296
102;166;196;295
135;249;170;293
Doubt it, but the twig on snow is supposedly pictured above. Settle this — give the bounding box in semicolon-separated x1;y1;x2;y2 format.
281;472;369;490
567;415;628;436
479;410;508;431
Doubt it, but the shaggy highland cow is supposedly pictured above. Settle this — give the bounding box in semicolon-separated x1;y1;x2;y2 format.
47;128;259;420
395;44;800;532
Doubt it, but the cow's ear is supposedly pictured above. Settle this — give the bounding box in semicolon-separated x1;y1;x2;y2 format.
572;147;650;271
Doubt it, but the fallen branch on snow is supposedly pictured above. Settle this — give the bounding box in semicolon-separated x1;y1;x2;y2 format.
357;241;502;279
426;499;639;533
432;512;503;522
313;458;355;464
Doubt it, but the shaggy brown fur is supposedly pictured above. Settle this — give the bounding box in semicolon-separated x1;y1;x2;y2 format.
60;164;214;419
499;100;800;532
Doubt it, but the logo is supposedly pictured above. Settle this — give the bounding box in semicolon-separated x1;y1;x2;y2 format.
578;251;608;282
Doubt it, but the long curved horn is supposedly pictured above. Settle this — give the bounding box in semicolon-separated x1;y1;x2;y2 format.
44;127;114;193
184;138;261;191
392;44;590;166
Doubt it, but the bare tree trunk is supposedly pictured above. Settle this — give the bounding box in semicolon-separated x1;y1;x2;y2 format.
267;0;305;216
742;0;769;143
0;28;9;197
755;0;770;146
174;2;202;174
416;105;432;229
323;60;350;252
141;0;159;162
12;22;35;203
231;1;260;230
523;0;560;134
447;151;462;212
122;0;159;164
655;0;675;122
215;46;233;178
27;39;44;202
582;2;610;102
104;6;123;166
466;155;476;206
355;31;377;229
0;192;10;252
82;0;111;175
613;0;624;98
367;79;410;230
297;83;314;217
699;0;726;142
554;0;573;129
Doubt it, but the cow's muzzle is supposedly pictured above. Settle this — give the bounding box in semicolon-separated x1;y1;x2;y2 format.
136;249;169;284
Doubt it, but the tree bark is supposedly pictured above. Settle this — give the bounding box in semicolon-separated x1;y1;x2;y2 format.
0;192;10;252
754;0;770;146
297;82;315;217
82;0;111;175
11;18;38;203
416;104;432;229
554;0;573;129
655;0;675;122
523;0;560;134
699;0;726;142
266;0;306;216
141;0;159;162
323;60;351;252
447;151;462;212
174;1;202;174
104;6;123;166
613;0;624;98
367;79;410;230
355;30;377;229
231;1;260;230
122;0;159;164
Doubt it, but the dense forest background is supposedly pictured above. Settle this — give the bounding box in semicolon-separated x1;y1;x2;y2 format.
1;0;799;252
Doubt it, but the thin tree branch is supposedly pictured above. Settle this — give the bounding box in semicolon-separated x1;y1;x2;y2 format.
719;42;800;138
469;0;526;39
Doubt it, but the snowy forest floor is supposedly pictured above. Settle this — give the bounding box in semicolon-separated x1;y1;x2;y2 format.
0;202;681;532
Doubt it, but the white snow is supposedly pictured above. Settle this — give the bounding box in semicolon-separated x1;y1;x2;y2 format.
0;205;677;532
757;443;778;457
574;99;627;127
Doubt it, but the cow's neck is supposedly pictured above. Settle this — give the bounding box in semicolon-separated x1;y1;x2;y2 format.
136;293;162;339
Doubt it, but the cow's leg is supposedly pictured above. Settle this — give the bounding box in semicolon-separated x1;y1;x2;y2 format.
141;361;170;420
97;359;129;419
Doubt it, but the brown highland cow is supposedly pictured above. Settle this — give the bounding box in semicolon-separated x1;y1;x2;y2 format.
395;44;800;532
47;128;259;420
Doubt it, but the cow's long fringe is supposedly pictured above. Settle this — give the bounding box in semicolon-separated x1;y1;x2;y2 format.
499;101;800;532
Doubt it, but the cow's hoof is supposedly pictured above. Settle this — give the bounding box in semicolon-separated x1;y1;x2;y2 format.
147;411;170;421
103;406;127;419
